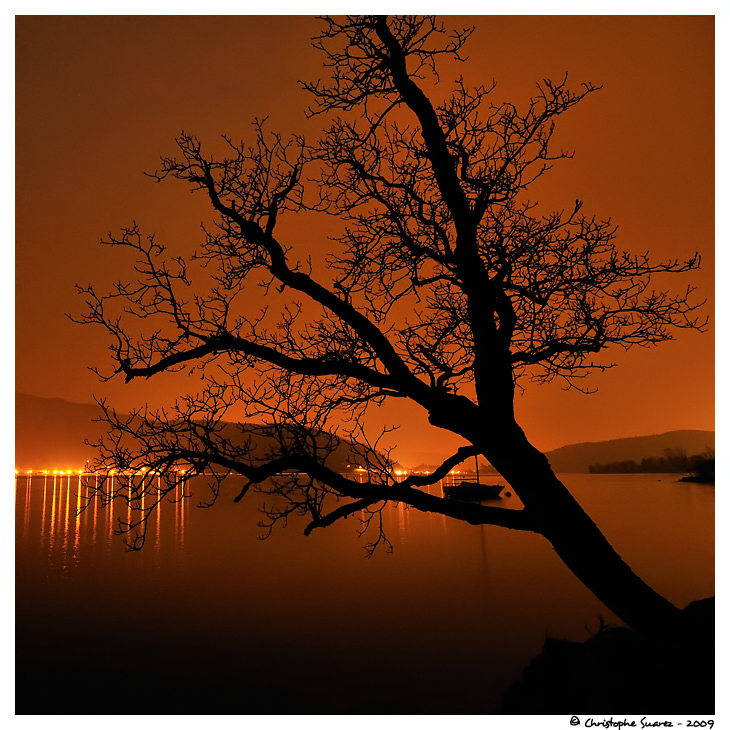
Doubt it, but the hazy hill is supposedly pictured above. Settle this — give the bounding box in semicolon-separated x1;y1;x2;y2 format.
15;393;106;470
400;432;714;475
16;393;713;475
543;430;714;473
14;393;384;474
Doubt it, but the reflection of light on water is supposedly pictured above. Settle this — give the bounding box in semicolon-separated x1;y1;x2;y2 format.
23;474;32;540
154;475;161;567
17;472;715;619
40;477;49;553
62;476;71;560
126;480;132;534
92;478;98;547
20;474;192;571
438;480;448;548
140;478;146;542
73;476;82;560
396;500;408;545
176;480;186;551
107;474;115;549
182;485;186;549
49;476;58;554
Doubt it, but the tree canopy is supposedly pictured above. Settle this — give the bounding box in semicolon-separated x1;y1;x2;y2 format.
76;15;703;598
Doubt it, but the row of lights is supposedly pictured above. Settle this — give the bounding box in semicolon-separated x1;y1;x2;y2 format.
16;469;84;476
18;466;453;478
15;468;189;476
347;465;409;476
347;466;465;476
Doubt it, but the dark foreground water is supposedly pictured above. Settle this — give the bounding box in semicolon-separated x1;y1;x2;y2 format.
15;473;714;714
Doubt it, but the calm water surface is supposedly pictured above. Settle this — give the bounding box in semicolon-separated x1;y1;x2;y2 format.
15;473;714;714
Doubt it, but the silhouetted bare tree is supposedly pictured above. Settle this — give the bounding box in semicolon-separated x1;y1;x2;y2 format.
76;16;705;638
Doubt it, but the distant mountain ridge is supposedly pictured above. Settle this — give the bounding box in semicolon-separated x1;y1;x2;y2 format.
543;430;714;473
16;393;714;474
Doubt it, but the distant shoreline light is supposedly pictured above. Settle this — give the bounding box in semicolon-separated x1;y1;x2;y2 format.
14;466;425;477
14;467;189;476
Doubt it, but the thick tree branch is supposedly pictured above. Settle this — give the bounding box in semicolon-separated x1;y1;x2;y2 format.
373;16;473;233
399;445;481;487
184;446;536;532
303;497;378;535
119;331;395;391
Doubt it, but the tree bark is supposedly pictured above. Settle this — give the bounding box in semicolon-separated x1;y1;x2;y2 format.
482;421;682;639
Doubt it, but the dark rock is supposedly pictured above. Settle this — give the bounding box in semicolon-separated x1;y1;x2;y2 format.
500;597;714;714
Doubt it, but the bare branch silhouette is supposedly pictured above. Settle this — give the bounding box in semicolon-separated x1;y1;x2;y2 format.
75;15;706;639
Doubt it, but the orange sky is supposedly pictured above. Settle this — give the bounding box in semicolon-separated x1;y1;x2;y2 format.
15;15;714;466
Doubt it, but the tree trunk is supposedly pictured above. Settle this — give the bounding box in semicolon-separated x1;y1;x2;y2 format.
482;421;682;639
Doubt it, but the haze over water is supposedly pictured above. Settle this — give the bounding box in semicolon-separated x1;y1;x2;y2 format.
15;472;713;714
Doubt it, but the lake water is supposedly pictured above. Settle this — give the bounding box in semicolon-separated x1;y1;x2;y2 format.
15;473;714;714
